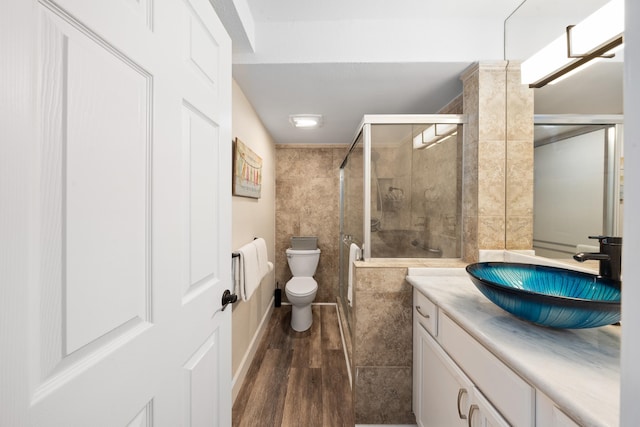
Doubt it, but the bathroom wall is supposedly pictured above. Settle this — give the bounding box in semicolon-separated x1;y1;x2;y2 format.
275;146;346;302
439;93;463;115
231;80;277;398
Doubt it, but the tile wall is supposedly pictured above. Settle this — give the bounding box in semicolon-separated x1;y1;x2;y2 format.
275;146;347;302
352;265;415;424
351;259;467;423
461;61;534;261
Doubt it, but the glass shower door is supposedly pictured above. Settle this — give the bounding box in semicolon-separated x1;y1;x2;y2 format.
339;131;364;341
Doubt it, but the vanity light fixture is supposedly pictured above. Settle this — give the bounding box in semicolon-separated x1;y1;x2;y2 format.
412;123;457;149
289;114;323;129
521;0;623;88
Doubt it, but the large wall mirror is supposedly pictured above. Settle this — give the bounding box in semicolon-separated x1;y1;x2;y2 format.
505;0;624;259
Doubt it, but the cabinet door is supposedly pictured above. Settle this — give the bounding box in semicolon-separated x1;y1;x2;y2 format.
413;315;422;420
413;290;439;420
417;322;472;427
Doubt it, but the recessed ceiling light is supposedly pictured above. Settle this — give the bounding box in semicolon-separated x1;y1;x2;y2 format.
289;114;323;129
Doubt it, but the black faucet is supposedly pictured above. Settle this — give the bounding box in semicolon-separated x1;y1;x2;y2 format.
573;235;622;282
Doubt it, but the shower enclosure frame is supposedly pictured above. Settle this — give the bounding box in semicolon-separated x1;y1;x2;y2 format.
338;114;467;352
340;114;467;261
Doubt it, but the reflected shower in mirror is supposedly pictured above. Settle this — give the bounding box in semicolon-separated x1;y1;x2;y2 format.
533;116;623;259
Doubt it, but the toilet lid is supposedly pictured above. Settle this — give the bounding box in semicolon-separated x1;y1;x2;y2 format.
286;277;317;296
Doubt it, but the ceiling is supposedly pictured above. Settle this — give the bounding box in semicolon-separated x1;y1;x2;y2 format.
212;0;624;146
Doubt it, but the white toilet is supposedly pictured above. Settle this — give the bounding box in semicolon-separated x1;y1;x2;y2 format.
285;247;320;331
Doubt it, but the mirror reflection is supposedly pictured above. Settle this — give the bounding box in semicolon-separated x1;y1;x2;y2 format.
533;116;623;259
505;1;624;259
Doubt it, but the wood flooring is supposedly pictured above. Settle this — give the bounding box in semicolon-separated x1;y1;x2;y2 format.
232;305;354;427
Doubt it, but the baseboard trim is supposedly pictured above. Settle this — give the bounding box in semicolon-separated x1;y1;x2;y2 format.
231;296;274;404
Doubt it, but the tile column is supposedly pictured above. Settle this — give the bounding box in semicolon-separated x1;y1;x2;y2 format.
461;61;534;261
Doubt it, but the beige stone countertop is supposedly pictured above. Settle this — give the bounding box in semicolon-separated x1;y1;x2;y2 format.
406;268;620;427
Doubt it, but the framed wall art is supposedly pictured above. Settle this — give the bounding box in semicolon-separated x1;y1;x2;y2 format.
232;138;262;199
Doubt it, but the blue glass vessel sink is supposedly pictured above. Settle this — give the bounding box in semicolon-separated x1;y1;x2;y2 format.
465;262;621;329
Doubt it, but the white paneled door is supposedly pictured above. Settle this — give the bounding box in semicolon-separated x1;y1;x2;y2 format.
1;0;232;425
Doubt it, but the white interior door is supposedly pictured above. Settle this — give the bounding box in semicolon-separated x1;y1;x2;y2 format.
1;0;232;425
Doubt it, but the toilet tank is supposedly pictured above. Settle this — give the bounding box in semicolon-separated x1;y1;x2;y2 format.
286;248;321;276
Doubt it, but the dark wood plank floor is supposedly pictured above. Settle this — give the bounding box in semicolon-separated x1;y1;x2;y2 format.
233;305;354;427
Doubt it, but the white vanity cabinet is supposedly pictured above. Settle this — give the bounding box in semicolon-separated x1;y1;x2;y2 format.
413;288;534;427
415;320;509;427
408;269;620;427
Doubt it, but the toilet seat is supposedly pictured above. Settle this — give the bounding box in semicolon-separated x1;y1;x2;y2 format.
286;277;317;296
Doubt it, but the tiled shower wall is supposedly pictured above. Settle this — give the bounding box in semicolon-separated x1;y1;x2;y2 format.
275;146;346;302
410;131;462;257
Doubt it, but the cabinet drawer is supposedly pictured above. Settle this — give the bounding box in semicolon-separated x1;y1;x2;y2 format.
439;313;534;427
414;289;437;336
536;391;580;427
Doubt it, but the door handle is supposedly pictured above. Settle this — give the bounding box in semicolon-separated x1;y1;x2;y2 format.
221;289;238;311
